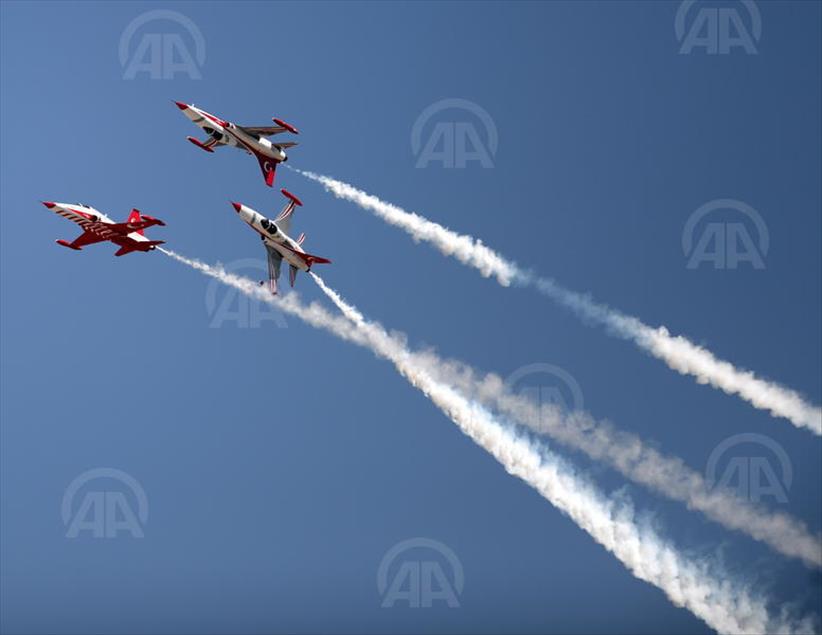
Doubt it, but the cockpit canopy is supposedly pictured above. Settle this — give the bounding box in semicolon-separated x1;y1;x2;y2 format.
260;218;278;235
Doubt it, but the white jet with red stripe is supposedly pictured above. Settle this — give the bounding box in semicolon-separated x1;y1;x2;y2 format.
231;190;331;295
174;101;298;187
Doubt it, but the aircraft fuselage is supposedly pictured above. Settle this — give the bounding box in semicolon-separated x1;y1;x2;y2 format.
235;204;310;272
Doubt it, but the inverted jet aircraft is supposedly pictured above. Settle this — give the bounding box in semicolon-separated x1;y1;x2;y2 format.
231;190;331;294
174;101;298;187
43;202;166;256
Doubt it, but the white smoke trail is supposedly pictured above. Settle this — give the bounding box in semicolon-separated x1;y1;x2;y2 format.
293;169;822;436
413;353;822;568
161;247;817;634
310;272;822;567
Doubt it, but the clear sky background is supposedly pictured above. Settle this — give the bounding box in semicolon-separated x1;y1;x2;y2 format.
1;1;820;633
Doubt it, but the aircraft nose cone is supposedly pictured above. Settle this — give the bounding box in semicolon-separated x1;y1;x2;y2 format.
231;202;242;213
42;201;56;208
174;101;188;110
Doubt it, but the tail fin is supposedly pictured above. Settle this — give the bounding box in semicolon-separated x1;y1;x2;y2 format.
257;156;277;187
126;209;144;235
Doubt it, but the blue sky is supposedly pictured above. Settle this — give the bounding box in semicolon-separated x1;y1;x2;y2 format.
1;1;820;633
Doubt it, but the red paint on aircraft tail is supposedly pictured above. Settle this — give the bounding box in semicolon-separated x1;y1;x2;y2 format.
127;209;144;235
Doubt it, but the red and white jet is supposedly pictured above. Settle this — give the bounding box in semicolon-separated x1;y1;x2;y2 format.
231;190;331;294
43;202;166;256
174;101;298;187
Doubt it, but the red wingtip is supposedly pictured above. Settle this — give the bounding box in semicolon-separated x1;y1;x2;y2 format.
281;189;303;206
42;201;56;208
174;101;188;110
272;118;299;134
231;202;242;213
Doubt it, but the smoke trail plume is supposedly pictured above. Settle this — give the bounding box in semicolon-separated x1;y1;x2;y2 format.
293;169;822;436
310;272;822;567
160;247;817;634
415;353;822;568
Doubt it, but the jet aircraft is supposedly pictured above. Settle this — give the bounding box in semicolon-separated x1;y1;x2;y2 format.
231;190;331;294
175;101;298;187
43;202;166;256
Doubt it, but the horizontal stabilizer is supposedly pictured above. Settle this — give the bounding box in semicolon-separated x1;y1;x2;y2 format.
115;240;165;257
140;214;166;227
296;250;331;267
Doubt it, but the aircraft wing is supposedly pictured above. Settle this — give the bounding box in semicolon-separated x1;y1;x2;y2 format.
46;205;121;240
63;230;109;249
265;244;283;295
274;189;302;235
240;126;285;137
186;135;221;152
46;204;96;227
240;118;299;137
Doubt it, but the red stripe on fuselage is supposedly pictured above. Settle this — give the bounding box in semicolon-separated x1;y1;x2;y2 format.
200;110;229;128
